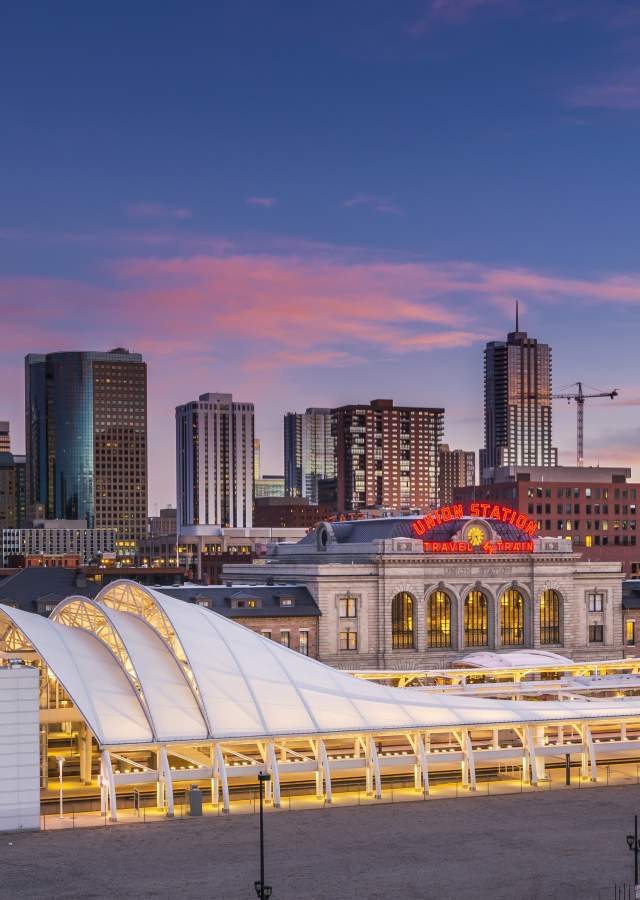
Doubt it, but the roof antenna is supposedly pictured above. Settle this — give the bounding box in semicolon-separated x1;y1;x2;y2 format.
515;299;519;332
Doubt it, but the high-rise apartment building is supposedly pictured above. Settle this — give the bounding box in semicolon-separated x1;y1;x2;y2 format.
438;444;475;505
0;454;17;529
0;423;10;454
25;349;148;547
333;399;444;513
284;408;335;502
176;393;254;529
253;438;261;482
480;323;557;483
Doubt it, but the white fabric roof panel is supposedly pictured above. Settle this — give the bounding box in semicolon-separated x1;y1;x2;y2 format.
101;606;208;743
8;580;640;748
0;604;152;746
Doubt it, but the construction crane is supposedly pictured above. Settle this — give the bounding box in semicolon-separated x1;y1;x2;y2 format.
553;382;618;467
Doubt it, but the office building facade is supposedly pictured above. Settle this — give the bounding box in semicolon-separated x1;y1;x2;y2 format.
176;393;254;529
333;399;444;513
480;327;557;482
455;466;640;576
1;520;116;567
284;408;335;502
438;444;475;505
25;349;148;546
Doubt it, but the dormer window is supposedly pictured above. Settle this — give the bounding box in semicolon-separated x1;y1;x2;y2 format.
278;596;294;607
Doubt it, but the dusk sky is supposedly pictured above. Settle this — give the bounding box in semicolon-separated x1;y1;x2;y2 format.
2;0;640;509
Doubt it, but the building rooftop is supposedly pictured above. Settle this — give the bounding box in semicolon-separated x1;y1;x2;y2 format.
0;567;99;614
156;583;320;618
483;466;632;485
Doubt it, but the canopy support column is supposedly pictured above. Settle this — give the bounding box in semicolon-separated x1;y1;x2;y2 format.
159;746;174;817
407;733;429;796
579;725;597;782
456;730;476;791
79;724;92;785
212;744;229;813
363;736;381;799
100;750;117;822
264;741;281;808
318;739;332;803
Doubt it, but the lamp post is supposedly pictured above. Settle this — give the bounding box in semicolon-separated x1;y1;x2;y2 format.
254;772;272;900
626;814;639;895
56;755;65;819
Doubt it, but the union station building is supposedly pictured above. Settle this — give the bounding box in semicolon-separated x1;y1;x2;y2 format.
225;504;625;668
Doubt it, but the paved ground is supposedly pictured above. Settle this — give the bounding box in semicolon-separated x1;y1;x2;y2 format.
2;786;640;899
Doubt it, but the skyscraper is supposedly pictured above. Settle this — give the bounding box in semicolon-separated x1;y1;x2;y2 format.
480;319;557;482
333;399;444;513
284;408;335;502
176;393;254;529
25;349;148;546
438;444;475;505
284;412;303;497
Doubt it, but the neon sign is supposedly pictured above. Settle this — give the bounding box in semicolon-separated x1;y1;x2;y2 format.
423;540;534;555
412;503;539;538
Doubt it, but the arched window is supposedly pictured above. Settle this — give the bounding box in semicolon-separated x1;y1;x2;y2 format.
540;590;561;644
500;588;524;646
392;592;415;649
427;591;452;648
464;590;488;647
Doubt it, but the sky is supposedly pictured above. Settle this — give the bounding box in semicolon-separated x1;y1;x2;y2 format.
2;0;640;510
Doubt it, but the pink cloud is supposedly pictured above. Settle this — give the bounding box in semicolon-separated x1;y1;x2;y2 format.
566;70;640;110
126;203;192;221
246;197;276;208
344;194;403;216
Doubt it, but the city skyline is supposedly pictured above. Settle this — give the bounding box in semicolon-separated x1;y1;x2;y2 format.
3;1;640;508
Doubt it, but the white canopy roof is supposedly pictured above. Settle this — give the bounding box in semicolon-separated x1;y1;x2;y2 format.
3;580;640;747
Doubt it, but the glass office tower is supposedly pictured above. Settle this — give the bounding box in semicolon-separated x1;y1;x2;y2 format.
25;350;148;546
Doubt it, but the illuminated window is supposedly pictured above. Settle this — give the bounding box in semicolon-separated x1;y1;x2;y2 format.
339;628;357;651
540;590;561;644
464;590;488;647
500;589;524;646
299;630;309;655
392;592;415;649
585;535;592;548
280;630;290;648
626;619;636;646
427;590;451;648
260;629;272;640
339;596;357;618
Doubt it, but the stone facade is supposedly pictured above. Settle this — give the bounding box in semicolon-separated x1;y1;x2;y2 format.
224;518;625;668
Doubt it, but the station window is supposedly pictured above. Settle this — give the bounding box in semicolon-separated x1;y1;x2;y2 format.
339;595;357;618
427;590;451;648
589;624;604;643
540;590;560;644
588;592;604;612
464;590;488;647
392;592;415;649
500;589;524;646
260;630;272;640
339;628;358;651
299;630;309;656
626;620;636;646
280;630;290;648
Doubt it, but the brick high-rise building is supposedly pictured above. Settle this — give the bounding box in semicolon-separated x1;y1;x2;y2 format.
25;349;148;549
333;399;444;513
438;444;475;505
0;422;10;454
176;393;254;529
455;465;640;576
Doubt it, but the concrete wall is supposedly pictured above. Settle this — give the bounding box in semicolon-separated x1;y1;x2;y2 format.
0;665;40;831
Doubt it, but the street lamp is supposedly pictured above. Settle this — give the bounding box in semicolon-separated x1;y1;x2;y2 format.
56;755;65;819
254;772;272;900
626;814;639;893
